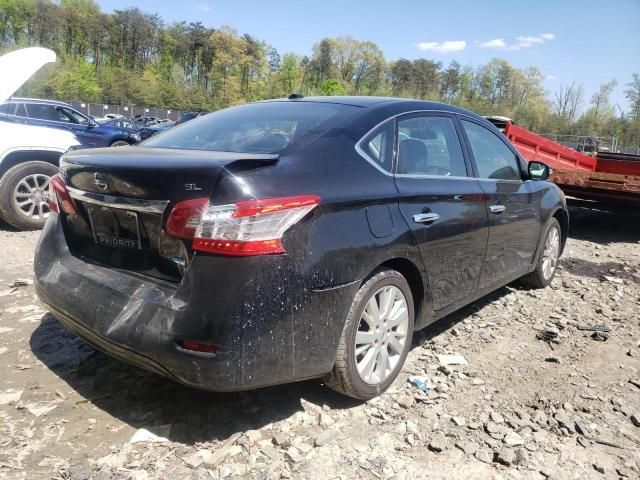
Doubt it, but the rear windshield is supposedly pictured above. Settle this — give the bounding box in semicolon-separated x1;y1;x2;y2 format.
144;101;357;154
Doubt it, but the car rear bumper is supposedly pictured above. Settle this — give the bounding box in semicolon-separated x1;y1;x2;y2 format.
34;216;358;391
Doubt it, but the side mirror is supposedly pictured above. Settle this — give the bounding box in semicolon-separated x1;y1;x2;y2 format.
528;161;551;181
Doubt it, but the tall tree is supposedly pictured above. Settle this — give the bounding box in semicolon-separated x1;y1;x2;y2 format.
440;61;461;102
625;73;640;121
553;82;584;123
1;1;638;149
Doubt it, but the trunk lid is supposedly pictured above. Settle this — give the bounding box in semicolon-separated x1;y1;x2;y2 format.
61;146;278;200
59;146;278;282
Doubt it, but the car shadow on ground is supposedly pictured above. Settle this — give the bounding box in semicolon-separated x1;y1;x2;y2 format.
0;219;19;232
412;286;511;347
30;313;361;445
568;204;640;245
562;257;638;282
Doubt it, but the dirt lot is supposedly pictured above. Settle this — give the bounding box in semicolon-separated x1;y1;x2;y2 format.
0;206;638;480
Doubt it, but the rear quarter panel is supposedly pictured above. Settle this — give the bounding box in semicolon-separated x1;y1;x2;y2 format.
198;133;429;383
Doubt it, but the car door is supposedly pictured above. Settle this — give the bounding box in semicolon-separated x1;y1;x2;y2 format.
459;118;542;288
393;113;489;311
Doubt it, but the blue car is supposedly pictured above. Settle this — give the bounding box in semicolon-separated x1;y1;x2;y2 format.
99;118;174;141
0;98;141;147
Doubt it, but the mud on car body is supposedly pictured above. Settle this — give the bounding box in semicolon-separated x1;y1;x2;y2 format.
34;96;568;399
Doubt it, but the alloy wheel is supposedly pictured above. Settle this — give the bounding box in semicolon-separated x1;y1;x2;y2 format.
355;285;409;385
13;173;51;220
542;225;560;280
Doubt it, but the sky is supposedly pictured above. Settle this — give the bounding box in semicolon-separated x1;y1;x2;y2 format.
97;0;640;110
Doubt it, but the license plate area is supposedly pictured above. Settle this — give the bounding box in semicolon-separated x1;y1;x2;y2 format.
87;206;142;250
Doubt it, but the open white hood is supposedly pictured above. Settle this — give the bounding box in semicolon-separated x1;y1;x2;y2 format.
0;48;80;157
0;47;56;103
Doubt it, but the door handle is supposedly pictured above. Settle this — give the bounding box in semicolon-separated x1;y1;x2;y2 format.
413;212;440;223
489;204;506;214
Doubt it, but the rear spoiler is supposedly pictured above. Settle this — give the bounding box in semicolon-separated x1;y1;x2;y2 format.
225;154;279;172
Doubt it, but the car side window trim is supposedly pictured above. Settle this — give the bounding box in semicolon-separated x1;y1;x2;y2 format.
13;103;28;117
457;117;524;182
355;109;501;178
355;118;396;175
394;173;484;181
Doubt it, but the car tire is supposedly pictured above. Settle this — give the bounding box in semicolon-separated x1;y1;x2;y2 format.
520;217;562;289
110;140;129;147
0;161;58;230
324;268;415;400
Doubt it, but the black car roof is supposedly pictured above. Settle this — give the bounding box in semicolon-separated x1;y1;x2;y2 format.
281;96;398;107
265;96;485;119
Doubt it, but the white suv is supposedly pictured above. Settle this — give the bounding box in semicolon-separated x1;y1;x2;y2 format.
0;48;79;230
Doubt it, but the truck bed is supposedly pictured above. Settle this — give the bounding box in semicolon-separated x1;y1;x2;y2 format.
487;117;640;207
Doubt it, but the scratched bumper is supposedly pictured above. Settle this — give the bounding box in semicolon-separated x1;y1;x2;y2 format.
34;215;357;391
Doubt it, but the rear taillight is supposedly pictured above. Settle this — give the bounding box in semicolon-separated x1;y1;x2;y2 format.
48;174;77;215
165;195;320;256
179;340;217;354
165;197;208;239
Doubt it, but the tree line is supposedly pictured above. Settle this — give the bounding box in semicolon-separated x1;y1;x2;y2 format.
1;0;639;146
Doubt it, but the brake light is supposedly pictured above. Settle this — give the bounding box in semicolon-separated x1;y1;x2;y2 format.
165;195;320;256
48;174;77;215
179;340;218;354
165;197;208;239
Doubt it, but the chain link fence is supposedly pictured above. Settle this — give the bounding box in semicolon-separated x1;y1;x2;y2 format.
540;134;640;156
66;102;184;121
617;146;640;155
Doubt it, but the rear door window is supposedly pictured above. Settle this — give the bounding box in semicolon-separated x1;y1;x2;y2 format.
396;115;467;177
461;120;522;181
28;104;60;122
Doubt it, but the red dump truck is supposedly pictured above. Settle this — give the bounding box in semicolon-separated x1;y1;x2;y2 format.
487;116;640;207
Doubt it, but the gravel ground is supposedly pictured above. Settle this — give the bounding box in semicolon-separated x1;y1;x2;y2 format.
0;205;638;480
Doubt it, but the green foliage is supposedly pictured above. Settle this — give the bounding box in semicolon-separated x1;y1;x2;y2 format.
626;74;640;121
0;0;637;146
320;79;346;96
53;58;102;101
279;54;301;96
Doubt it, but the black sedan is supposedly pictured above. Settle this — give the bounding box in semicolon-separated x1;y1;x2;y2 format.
34;96;568;399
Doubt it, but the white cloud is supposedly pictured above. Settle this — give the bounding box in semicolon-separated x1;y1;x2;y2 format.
416;40;466;54
479;33;555;51
195;2;210;11
515;35;545;48
479;38;507;49
544;74;557;81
